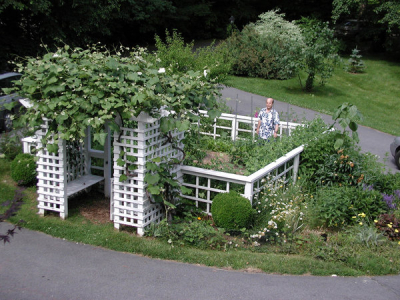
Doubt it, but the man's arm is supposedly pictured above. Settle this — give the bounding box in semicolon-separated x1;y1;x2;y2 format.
273;124;279;138
256;120;261;135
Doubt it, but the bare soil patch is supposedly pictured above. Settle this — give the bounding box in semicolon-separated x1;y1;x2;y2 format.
76;191;111;224
198;150;245;175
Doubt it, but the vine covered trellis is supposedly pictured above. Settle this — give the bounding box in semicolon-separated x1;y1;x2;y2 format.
11;44;222;229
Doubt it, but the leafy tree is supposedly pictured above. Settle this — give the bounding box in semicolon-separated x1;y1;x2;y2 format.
332;0;400;53
297;19;341;91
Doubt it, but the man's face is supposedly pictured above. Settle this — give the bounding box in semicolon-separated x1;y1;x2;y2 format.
266;99;273;110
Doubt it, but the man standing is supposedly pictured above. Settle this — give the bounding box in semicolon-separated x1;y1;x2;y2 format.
256;98;280;141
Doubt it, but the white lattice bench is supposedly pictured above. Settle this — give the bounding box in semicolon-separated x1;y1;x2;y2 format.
67;174;104;197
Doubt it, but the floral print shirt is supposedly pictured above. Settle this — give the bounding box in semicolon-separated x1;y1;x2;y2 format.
258;108;280;140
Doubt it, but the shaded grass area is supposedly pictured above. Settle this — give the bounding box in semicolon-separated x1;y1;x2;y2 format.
2;158;400;276
224;55;400;136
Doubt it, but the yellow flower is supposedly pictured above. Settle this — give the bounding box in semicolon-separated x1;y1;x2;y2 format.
388;224;392;228
398;241;400;245
358;213;366;218
359;222;363;225
298;177;301;180
374;220;378;223
395;229;399;233
352;216;357;219
197;217;201;220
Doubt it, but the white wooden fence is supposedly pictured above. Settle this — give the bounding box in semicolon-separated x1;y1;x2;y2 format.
180;146;303;214
198;110;300;140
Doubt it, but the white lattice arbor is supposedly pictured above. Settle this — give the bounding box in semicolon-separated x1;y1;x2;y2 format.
111;112;184;236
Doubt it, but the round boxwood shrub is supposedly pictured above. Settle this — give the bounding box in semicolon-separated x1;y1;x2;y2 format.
11;153;37;186
211;191;253;231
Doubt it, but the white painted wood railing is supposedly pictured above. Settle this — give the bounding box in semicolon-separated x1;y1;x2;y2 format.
198;110;301;140
180;146;303;214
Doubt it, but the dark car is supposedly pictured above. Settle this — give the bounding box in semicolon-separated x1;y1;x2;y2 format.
0;72;22;132
390;137;400;170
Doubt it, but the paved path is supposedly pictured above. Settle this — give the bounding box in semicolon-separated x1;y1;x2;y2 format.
1;86;399;300
1;223;400;300
220;86;398;173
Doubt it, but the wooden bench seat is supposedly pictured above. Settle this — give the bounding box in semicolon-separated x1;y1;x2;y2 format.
67;174;104;197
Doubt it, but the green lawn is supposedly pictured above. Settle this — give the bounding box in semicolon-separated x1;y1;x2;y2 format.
224;55;400;136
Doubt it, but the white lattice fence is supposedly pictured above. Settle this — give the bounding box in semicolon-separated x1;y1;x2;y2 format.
112;113;184;235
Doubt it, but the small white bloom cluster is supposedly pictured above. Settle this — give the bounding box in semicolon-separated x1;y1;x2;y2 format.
251;177;308;243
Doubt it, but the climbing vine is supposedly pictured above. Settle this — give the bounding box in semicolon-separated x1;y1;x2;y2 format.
10;44;222;219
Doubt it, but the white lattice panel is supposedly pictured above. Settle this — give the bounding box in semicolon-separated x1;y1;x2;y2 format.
112;113;184;235
36;123;68;218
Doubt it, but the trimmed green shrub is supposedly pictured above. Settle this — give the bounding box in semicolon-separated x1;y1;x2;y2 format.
211;191;253;231
11;153;37;186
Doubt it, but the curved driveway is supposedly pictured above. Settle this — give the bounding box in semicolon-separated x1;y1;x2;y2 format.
1;87;399;300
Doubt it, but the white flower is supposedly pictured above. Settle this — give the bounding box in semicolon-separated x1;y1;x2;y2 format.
52;54;59;58
203;70;208;77
158;68;165;73
138;72;142;75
